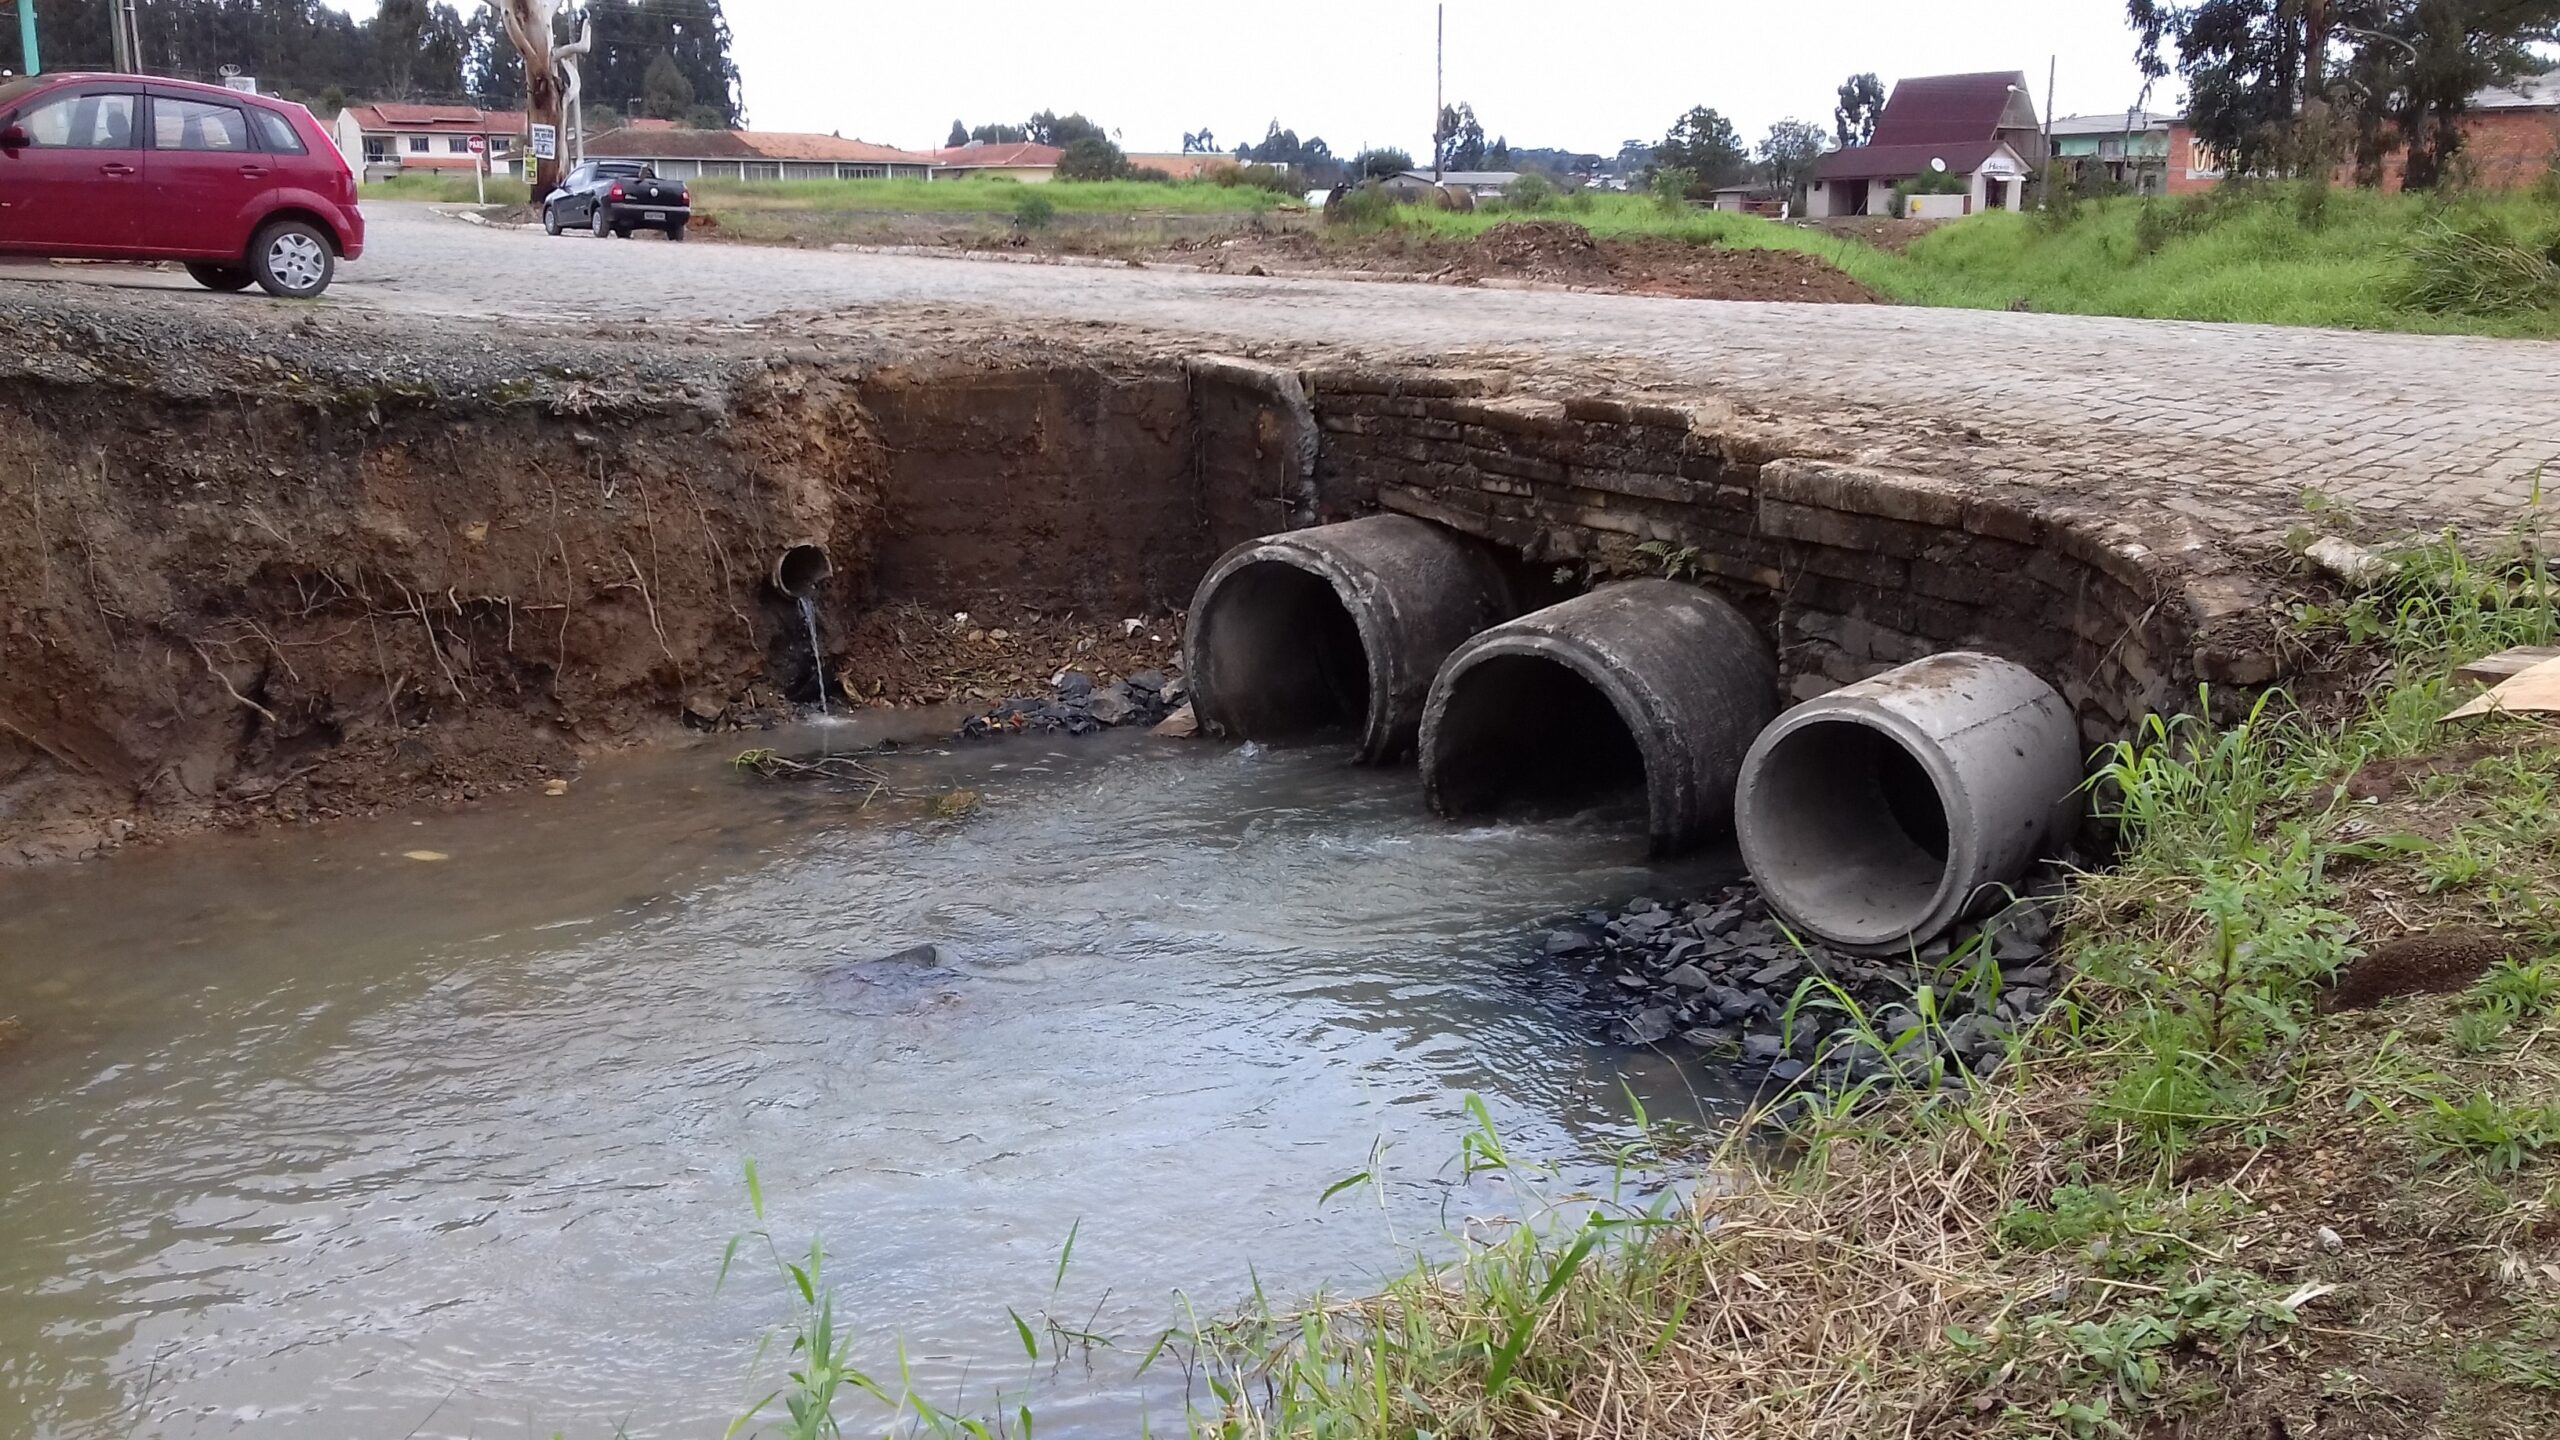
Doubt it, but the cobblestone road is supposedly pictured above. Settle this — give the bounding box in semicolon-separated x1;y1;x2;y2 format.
21;203;2560;535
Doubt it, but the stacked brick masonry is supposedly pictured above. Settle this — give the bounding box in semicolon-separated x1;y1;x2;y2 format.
1296;366;2285;745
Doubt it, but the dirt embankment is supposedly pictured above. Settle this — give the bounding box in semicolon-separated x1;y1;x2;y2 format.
0;291;1199;866
1164;220;1881;304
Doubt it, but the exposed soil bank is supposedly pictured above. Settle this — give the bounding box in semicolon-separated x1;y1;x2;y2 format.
0;292;1195;864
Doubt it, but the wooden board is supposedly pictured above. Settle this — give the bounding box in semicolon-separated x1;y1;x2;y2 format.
2454;645;2560;689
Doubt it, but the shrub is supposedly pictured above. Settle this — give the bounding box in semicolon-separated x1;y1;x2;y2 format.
1212;163;1298;193
2392;212;2560;315
1326;184;1395;228
1502;173;1558;212
1056;136;1128;182
1012;189;1056;229
1650;166;1696;212
1126;165;1174;184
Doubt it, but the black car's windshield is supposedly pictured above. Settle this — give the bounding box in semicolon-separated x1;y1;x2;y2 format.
596;161;648;179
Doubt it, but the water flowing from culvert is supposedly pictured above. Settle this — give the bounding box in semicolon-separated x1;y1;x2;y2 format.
0;720;1746;1439
799;594;830;717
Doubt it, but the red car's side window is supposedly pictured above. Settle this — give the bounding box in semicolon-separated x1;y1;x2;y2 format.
19;93;138;149
152;97;251;153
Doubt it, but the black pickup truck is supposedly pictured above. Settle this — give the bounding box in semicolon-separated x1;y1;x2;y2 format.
541;160;692;241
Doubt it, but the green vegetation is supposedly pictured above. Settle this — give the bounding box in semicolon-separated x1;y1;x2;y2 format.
1361;183;2560;337
718;529;2560;1438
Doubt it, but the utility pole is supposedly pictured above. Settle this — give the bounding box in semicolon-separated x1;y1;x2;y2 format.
1433;2;1444;183
9;2;38;76
107;0;130;72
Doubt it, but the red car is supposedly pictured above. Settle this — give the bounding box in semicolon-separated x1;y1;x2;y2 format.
0;73;363;298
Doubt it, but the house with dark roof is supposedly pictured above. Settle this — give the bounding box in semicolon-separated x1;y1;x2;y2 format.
1808;71;2045;219
585;127;935;181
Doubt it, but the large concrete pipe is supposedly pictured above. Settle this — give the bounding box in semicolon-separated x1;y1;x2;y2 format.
1419;579;1778;854
1736;652;2082;954
1186;515;1515;762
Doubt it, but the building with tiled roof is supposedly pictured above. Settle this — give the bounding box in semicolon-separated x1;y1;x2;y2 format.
585;126;936;181
923;140;1064;182
333;103;529;180
1808;71;2043;219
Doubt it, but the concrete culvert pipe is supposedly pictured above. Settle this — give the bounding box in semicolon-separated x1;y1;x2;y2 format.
1736;652;2082;954
773;543;833;599
1419;579;1778;854
1185;515;1515;762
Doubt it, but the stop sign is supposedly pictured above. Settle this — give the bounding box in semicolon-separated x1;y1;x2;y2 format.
467;134;486;155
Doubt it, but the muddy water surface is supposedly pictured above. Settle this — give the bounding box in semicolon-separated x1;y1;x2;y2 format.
0;721;1742;1438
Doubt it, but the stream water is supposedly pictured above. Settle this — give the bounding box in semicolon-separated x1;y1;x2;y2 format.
0;719;1745;1438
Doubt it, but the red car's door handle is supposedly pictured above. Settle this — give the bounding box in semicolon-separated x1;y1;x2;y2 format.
239;165;269;179
98;163;137;177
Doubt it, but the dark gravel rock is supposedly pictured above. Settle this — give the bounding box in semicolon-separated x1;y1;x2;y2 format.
959;669;1186;740
1531;874;2073;1096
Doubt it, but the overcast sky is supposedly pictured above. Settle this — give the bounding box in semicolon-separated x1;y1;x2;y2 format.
713;0;2167;155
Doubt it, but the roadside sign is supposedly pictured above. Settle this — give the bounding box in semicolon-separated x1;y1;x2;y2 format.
530;124;557;161
467;134;485;155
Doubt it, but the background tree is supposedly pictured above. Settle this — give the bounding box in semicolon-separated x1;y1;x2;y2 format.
1485;135;1513;169
580;0;743;128
947;119;969;147
971;122;1029;144
1435;100;1485;170
1834;72;1887;147
1352;146;1414;179
468;4;527;107
2128;0;2339;176
1656;106;1750;191
1055;134;1127;180
2356;0;2560;189
1757;118;1829;202
640;49;694;120
1024;110;1109;147
1181;127;1218;153
1235;120;1340;184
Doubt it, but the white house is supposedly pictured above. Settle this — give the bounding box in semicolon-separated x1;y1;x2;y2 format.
334;103;526;183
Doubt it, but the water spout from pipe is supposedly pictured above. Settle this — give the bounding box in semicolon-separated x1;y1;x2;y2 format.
799;594;829;718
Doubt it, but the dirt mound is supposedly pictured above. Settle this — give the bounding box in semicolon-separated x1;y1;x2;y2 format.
1443;221;1879;303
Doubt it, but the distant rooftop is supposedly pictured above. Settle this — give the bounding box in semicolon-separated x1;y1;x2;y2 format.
2048;110;2178;137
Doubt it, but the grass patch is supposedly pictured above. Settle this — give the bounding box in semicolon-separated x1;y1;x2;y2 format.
1355;183;2560;337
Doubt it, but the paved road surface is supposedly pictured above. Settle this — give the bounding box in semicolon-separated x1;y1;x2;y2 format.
16;203;2560;533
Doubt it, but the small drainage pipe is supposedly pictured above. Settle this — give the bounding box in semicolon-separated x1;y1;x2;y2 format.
772;543;832;600
1185;515;1515;762
1735;652;2081;954
1419;579;1778;854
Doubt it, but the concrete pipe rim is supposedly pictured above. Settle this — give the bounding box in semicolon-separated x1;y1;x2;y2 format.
1185;540;1402;762
1420;629;1683;849
773;543;833;600
1737;702;1980;954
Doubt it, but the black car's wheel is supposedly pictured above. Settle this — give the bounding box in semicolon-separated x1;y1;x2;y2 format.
667;223;687;243
590;205;610;238
248;219;334;299
186;262;255;292
542;204;562;237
